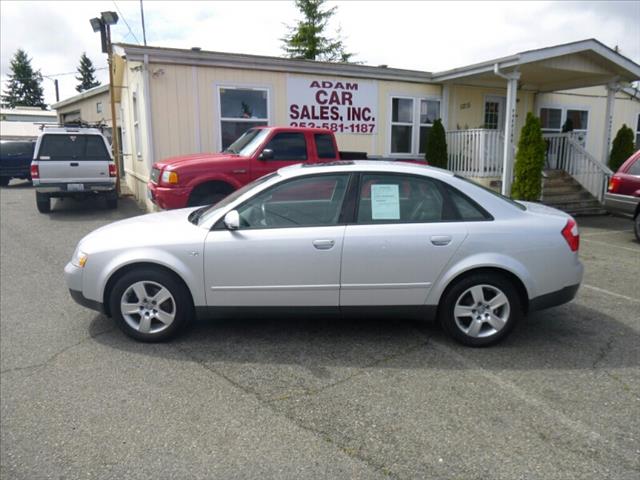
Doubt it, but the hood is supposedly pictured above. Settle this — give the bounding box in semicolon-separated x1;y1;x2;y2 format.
154;152;240;170
78;207;207;253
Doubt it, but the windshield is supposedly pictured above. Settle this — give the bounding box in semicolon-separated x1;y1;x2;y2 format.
454;175;526;211
223;128;270;156
189;172;279;225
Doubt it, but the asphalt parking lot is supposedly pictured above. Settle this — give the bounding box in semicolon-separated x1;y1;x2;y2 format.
1;180;639;480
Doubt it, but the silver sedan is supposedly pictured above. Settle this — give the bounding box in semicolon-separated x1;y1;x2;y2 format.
65;162;583;346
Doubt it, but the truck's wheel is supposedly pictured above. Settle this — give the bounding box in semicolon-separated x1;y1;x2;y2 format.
0;177;9;187
36;192;51;213
634;213;640;242
187;183;233;207
106;191;118;209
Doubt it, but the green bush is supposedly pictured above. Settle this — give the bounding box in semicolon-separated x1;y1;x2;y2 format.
425;119;447;169
511;112;546;201
608;124;635;171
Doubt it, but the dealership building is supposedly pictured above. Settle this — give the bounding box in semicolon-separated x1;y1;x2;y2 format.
54;38;640;210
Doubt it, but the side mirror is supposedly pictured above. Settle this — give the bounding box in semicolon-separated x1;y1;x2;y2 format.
223;210;240;230
259;149;274;161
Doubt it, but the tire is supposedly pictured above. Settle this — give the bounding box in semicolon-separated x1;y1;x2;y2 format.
438;272;522;347
109;267;193;342
106;191;118;210
187;183;232;207
36;192;51;213
0;177;9;187
634;214;640;242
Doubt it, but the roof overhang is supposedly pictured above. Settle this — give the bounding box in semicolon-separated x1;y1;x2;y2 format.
113;44;433;84
432;39;640;92
52;84;110;110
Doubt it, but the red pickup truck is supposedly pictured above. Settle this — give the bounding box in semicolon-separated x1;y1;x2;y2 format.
148;126;425;209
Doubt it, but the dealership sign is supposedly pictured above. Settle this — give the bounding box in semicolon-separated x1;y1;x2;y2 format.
287;76;378;134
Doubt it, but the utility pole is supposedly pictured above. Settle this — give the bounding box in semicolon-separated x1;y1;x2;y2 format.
54;79;59;103
90;11;122;195
140;0;147;46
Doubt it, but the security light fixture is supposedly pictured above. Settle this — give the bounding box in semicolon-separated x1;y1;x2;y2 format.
100;11;119;25
90;17;102;32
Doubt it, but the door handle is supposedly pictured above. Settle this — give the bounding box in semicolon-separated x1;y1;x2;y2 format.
430;235;452;246
70;162;79;166
312;239;335;250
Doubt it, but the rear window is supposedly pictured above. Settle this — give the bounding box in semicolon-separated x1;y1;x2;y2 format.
37;134;110;161
0;141;35;159
315;134;337;159
454;175;526;211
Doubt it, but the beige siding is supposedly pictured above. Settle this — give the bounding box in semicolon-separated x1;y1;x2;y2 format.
535;86;640;162
56;91;112;126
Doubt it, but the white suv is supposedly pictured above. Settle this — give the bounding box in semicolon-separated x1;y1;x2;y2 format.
31;126;118;213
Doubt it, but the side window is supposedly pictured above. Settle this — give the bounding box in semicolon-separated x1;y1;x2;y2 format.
446;186;490;221
237;174;349;228
356;174;444;223
263;133;307;161
627;156;640;175
315;134;337;159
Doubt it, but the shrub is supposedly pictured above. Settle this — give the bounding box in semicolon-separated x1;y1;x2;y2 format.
511;112;546;201
608;124;635;171
425;119;447;169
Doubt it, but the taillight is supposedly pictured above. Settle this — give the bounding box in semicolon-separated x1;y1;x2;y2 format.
608;176;620;193
561;218;579;252
108;163;117;177
30;164;39;179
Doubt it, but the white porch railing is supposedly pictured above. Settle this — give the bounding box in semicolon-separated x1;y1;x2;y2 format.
543;133;612;202
446;129;512;177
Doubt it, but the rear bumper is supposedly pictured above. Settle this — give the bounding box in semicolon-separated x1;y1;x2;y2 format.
529;283;580;312
604;192;639;217
0;166;30;178
147;182;191;209
34;182;115;194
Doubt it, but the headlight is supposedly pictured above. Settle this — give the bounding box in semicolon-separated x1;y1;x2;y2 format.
161;170;179;184
72;249;88;268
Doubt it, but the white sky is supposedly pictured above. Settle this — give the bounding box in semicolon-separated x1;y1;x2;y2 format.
1;0;639;106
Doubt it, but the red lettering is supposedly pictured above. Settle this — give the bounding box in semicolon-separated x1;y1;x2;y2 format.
310;80;321;88
345;83;358;91
341;92;353;105
322;81;333;88
330;106;340;120
361;107;372;121
289;104;300;119
315;90;328;105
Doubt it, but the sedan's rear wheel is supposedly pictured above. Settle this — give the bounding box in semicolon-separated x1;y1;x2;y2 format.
439;273;522;347
109;268;193;342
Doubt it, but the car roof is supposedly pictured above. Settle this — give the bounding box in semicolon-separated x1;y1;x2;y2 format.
41;127;104;135
277;160;455;180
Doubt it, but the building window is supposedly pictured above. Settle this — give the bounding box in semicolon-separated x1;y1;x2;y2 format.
96;101;102;114
540;107;589;147
219;87;269;150
419;99;440;154
390;96;440;155
540;107;562;133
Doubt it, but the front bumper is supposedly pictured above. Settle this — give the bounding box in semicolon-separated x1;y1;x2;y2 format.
65;261;104;313
147;182;191;209
69;289;104;313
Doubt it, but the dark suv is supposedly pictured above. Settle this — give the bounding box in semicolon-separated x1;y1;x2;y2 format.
604;150;640;240
0;140;35;186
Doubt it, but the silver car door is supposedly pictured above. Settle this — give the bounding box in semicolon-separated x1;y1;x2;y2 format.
204;173;351;307
340;172;468;306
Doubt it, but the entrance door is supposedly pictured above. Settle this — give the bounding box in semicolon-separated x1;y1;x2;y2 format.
484;96;506;130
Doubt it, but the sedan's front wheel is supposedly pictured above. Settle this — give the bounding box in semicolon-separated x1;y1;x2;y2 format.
439;273;522;347
109;267;193;342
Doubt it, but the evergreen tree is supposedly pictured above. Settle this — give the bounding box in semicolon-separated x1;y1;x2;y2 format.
2;49;45;109
608;124;635;171
282;0;354;62
425;119;448;168
75;52;101;92
511;113;546;201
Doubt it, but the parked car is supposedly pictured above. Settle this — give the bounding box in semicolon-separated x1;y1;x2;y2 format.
30;126;118;213
147;126;424;210
604;150;640;240
67;161;583;347
0;140;35;186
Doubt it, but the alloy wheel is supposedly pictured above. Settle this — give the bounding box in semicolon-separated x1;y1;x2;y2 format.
453;284;510;338
120;280;176;334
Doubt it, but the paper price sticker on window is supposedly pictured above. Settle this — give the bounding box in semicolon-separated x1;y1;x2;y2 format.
371;184;400;220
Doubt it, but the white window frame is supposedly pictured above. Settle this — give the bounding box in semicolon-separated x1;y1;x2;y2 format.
96;101;103;114
216;85;271;151
132;90;142;160
538;105;590;140
388;94;441;156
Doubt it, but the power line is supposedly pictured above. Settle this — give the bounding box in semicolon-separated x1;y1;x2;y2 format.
42;67;108;78
112;0;141;45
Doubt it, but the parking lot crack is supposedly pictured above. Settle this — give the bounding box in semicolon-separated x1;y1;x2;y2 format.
592;336;614;369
